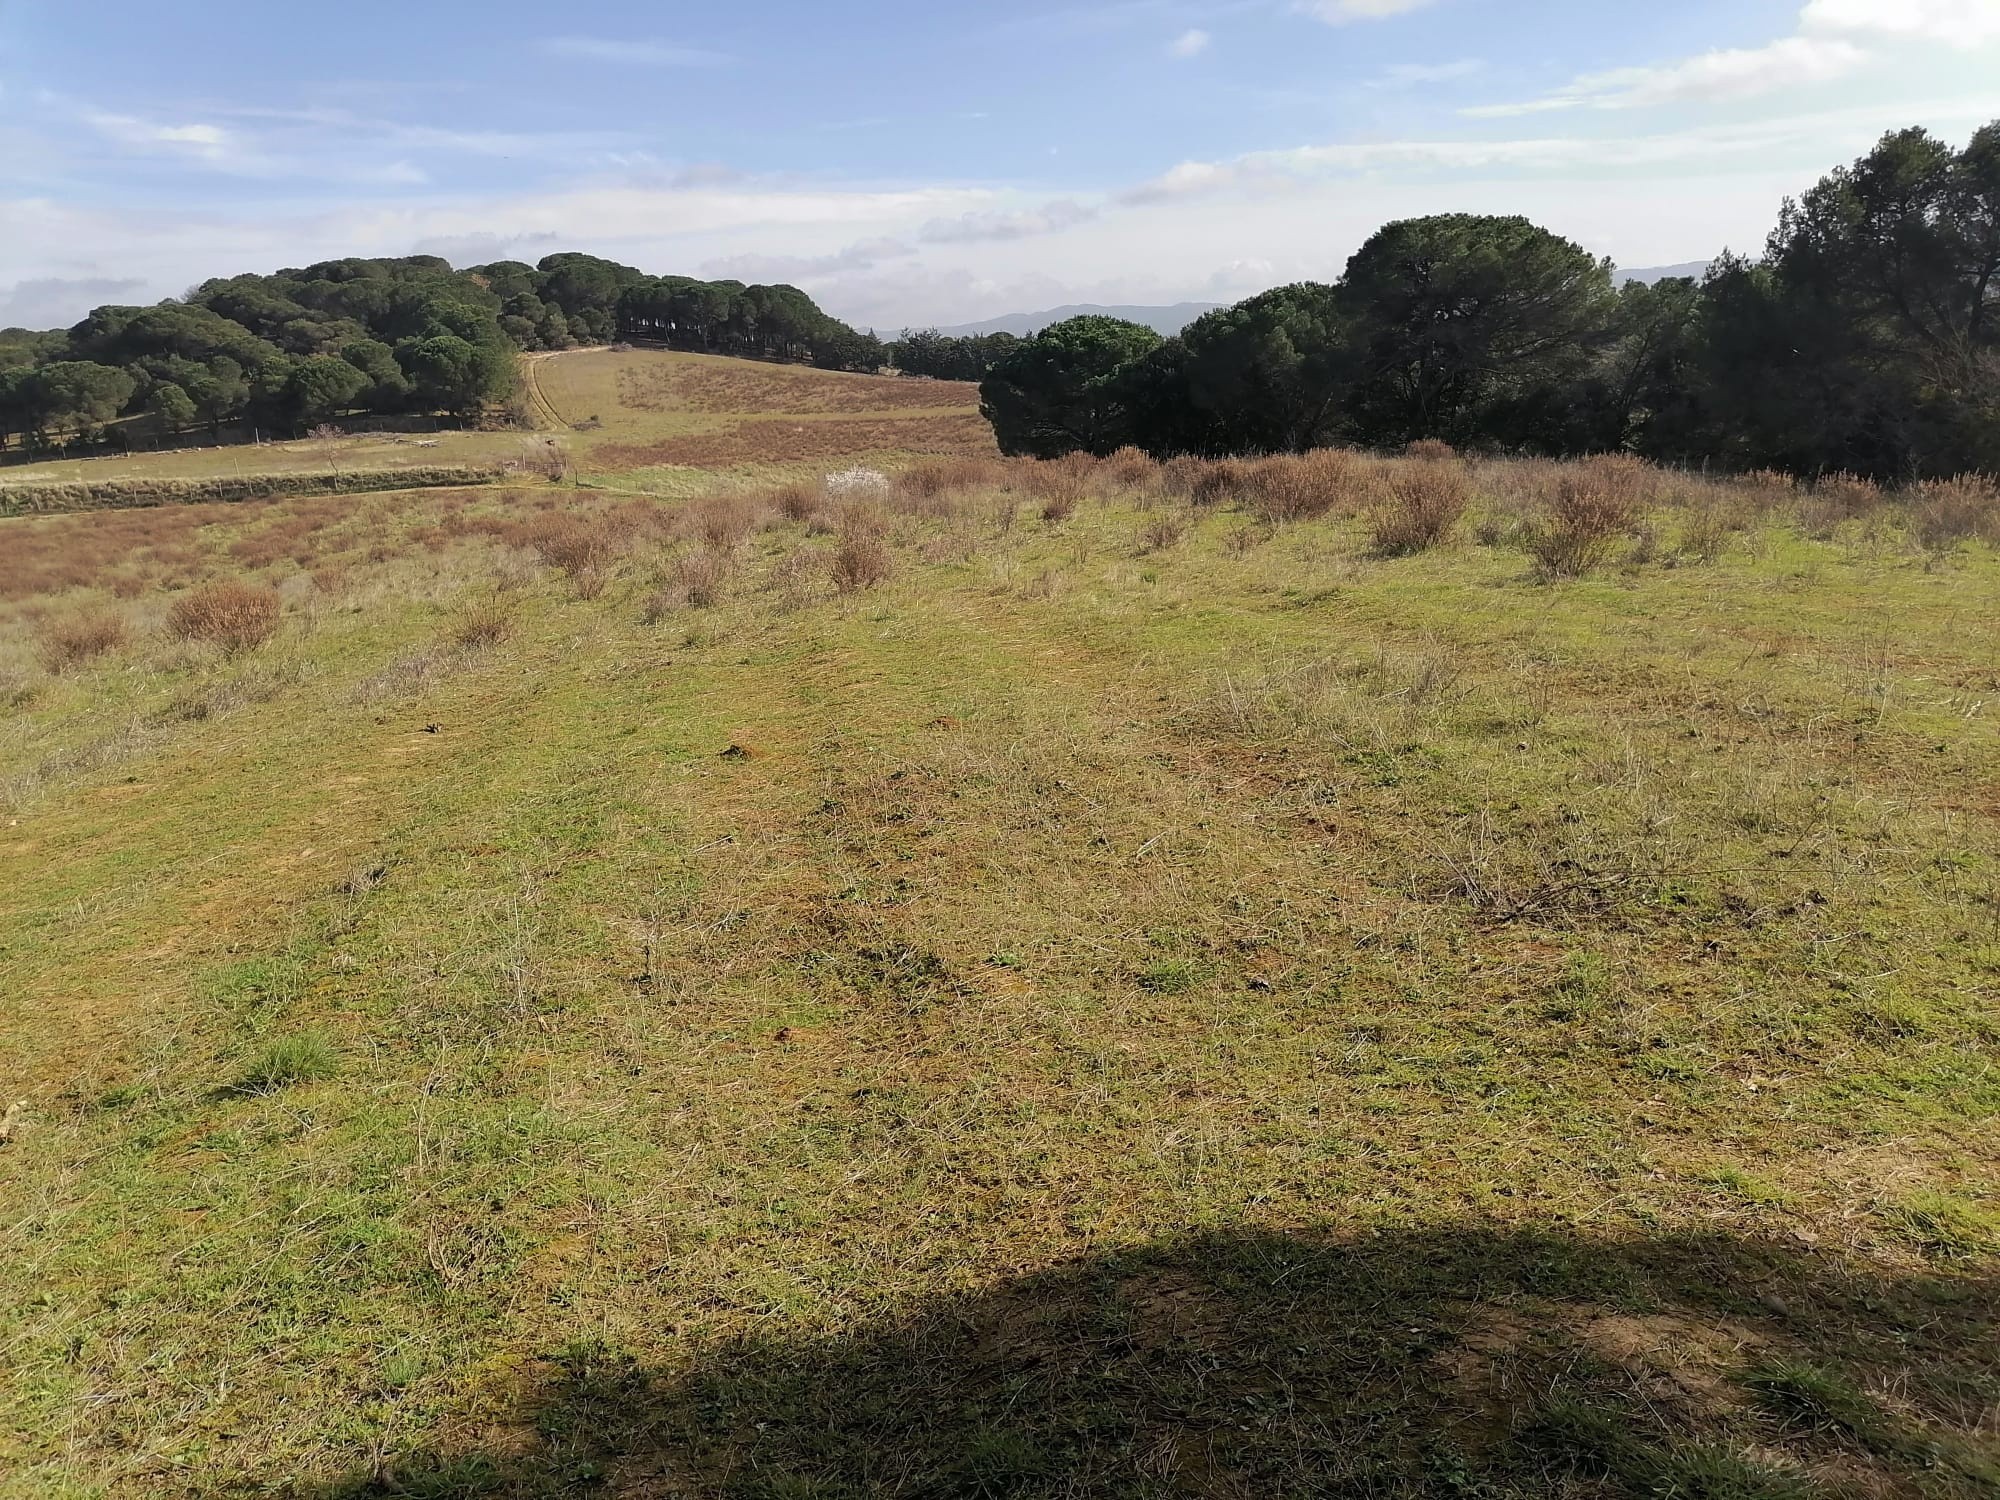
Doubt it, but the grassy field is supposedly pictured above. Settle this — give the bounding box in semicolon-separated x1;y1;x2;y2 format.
0;359;1996;1498
0;348;990;500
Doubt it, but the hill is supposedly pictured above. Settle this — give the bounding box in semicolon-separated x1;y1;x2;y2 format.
929;301;1222;338
3;357;1996;1493
1615;260;1713;285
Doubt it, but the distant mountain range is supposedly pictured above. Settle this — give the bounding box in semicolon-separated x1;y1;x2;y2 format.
926;302;1222;339
1615;262;1713;286
925;270;1712;341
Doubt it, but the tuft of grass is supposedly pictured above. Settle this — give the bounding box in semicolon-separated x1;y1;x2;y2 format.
230;1031;338;1096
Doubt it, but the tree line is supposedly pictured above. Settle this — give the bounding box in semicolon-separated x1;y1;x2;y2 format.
0;253;891;454
980;124;2000;481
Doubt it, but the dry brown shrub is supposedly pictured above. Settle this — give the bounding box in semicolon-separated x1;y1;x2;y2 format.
1138;515;1187;553
667;547;733;609
36;610;128;673
688;494;764;550
831;516;894;593
449;597;515;649
1247;449;1364;522
1404;438;1457;462
897;456;1002;503
1736;469;1797;514
1017;454;1095;521
1525;455;1655;578
1794;472;1882;538
1909;474;2000;551
1157;455;1206;501
526;513;623;575
769;480;825;525
1368;461;1471;555
167;580;282;652
1100;445;1159;491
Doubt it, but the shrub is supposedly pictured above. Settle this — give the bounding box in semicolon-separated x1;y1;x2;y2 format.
1368;461;1470;554
1909;474;2000;552
824;467;892;504
448;597;515;649
1796;472;1882;537
831;519;893;593
1138;515;1187;553
669;547;732;609
770;480;824;524
525;512;625;598
1100;446;1159;491
897;457;1001;504
167;580;282;652
1020;454;1093;521
35;609;128;673
1247;449;1363;522
1404;438;1457;462
1525;455;1653;577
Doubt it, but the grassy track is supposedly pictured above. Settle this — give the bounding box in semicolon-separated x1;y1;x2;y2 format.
2;449;1996;1495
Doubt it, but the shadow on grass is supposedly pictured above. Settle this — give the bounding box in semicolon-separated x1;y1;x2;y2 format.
292;1224;1996;1499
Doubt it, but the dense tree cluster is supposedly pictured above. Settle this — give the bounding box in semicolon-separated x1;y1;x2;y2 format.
0;252;884;453
614;276;885;371
982;124;2000;480
886;329;1021;382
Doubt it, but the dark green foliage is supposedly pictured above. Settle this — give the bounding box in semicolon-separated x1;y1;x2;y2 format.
1339;215;1616;451
890;328;1020;381
2;251;882;449
966;121;2000;479
979;315;1163;457
1178;282;1347;452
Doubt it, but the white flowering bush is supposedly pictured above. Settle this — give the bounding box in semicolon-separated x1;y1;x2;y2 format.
824;467;891;503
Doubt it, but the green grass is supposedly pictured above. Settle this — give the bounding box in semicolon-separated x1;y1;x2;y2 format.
1;446;1996;1495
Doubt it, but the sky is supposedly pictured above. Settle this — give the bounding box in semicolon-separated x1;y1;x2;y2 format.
1;0;1998;333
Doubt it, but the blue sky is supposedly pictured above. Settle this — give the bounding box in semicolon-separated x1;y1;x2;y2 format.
2;0;1998;330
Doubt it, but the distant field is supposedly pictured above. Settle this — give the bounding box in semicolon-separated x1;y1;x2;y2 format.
536;347;993;489
0;348;993;501
1;433;1996;1494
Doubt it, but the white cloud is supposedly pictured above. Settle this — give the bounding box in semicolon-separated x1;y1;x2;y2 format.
1121;98;2000;202
1298;0;1437;22
920;199;1099;243
1169;28;1211;57
1471;0;2000;118
0;275;148;330
86;113;237;162
1375;58;1485;87
1803;0;2000;43
1466;36;1866;117
541;36;733;67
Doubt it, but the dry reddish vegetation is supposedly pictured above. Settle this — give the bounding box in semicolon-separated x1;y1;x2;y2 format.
596;412;996;470
34;609;128;673
615;362;977;416
165;579;283;652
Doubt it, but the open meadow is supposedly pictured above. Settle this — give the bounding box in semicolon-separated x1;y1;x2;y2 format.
1;352;1997;1498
